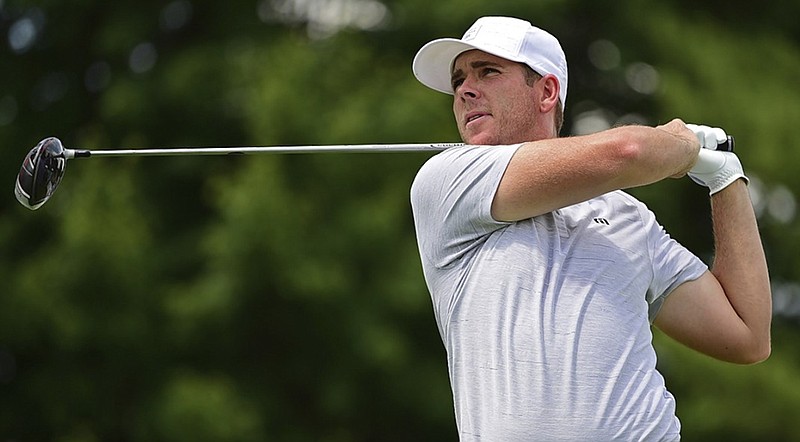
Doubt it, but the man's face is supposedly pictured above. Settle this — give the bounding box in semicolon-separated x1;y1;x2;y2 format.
451;50;541;145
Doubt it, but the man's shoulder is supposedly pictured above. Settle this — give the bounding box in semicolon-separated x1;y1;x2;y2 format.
411;144;522;197
419;143;521;168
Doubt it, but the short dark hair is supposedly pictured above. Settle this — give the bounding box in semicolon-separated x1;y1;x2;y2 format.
521;64;564;135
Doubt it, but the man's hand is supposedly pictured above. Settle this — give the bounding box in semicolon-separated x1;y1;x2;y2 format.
686;123;728;150
654;119;701;178
687;128;749;194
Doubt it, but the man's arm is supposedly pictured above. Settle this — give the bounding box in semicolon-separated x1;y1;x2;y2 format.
491;119;699;222
654;179;772;364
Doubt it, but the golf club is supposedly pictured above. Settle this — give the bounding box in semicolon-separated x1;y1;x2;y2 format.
14;135;734;211
13;137;464;210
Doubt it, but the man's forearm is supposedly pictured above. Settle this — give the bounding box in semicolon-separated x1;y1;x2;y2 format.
709;179;772;361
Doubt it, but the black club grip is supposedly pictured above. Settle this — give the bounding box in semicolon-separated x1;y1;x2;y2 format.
717;136;735;152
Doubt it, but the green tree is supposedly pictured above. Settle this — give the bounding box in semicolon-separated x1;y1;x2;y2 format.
1;1;799;440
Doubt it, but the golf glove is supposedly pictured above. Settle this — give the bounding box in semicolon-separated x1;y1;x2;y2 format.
686;123;727;150
689;149;748;195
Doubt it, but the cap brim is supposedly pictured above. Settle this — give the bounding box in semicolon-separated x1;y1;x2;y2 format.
412;38;479;95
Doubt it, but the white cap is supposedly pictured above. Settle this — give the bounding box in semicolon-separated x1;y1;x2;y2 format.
412;16;568;109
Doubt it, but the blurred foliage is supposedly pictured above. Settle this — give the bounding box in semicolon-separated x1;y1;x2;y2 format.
1;0;799;440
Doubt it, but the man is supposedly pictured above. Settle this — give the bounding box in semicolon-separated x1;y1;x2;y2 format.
409;16;771;441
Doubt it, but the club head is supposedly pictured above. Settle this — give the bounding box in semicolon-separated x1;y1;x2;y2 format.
15;137;68;210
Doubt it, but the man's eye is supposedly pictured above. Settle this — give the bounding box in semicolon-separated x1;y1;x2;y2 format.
482;67;499;76
451;78;464;90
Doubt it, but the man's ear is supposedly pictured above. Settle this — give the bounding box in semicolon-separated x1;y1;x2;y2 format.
539;74;560;113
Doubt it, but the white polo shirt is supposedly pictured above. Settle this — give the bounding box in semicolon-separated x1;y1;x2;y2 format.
411;144;707;441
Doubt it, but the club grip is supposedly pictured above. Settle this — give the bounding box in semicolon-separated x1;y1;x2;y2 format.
718;135;734;152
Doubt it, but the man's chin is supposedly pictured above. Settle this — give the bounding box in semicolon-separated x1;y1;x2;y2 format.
463;132;498;146
466;137;500;146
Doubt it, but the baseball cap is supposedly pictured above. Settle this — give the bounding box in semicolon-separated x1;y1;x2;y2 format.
412;16;568;109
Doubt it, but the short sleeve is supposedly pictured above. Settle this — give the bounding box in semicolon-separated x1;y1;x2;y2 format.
410;144;521;269
642;206;709;321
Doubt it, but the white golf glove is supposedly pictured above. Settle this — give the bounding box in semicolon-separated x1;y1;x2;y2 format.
686;123;727;150
689;149;748;195
685;124;747;194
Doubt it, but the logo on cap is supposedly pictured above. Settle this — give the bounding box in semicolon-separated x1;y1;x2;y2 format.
463;24;480;41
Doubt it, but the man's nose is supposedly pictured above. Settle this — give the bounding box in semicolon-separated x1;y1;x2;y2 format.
457;76;480;100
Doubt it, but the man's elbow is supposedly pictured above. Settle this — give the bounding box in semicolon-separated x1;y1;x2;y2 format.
748;340;772;365
732;339;772;365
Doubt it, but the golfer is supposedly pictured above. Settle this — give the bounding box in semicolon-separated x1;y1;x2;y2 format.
410;16;771;441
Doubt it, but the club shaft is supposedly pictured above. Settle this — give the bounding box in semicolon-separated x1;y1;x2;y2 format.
63;136;734;159
67;143;463;159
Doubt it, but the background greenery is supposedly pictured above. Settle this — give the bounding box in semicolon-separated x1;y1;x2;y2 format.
2;0;799;440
